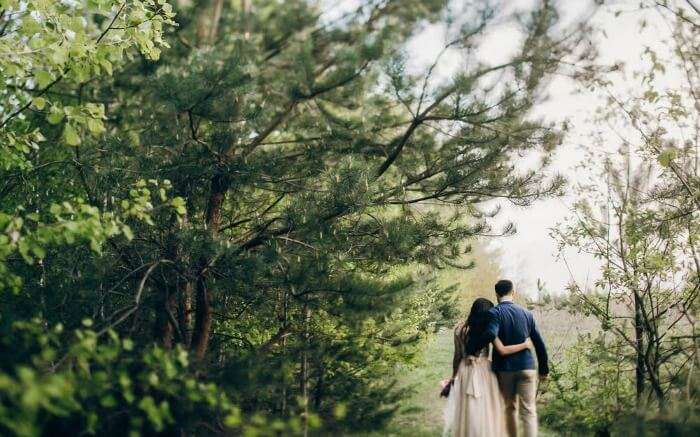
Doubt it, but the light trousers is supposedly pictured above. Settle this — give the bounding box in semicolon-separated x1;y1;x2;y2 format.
497;370;538;437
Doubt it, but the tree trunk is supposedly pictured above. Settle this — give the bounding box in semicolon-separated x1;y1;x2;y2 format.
178;280;193;347
189;0;253;362
155;282;178;349
196;0;225;46
300;303;310;437
155;234;182;348
649;357;665;409
280;288;289;415
190;173;228;362
204;173;227;238
634;293;646;406
313;362;324;410
192;274;212;362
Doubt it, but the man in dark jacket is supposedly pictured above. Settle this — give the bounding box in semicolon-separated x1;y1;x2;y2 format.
465;279;549;437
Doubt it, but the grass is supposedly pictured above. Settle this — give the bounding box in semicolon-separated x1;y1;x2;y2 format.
354;328;452;437
384;328;454;436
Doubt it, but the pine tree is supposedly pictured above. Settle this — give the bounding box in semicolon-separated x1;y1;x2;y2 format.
0;0;587;433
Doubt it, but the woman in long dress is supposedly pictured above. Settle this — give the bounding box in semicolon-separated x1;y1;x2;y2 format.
442;298;532;437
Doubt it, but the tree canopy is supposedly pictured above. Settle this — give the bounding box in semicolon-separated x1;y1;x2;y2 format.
0;1;609;435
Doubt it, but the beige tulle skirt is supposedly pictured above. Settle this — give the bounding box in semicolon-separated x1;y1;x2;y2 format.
443;356;506;437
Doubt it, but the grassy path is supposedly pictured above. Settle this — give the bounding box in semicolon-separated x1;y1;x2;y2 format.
362;328;452;436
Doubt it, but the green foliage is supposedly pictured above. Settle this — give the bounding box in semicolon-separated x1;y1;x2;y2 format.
540;335;635;436
0;0;177;293
0;319;244;437
552;1;700;433
542;333;700;437
0;0;575;434
0;178;183;293
215;269;458;432
0;0;174;170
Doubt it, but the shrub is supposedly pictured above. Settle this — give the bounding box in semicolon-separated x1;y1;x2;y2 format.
0;319;251;436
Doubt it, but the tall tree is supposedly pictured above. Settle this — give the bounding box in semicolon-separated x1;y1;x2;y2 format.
553;0;700;424
0;0;588;433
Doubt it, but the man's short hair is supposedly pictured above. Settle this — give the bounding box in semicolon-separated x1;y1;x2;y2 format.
495;279;514;297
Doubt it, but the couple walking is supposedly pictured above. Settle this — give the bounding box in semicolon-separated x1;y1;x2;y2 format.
442;279;549;437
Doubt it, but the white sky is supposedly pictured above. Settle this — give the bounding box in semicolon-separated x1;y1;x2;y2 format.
485;2;680;296
326;0;684;297
402;0;682;296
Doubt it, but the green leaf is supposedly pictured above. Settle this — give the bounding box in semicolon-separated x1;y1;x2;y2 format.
89;238;101;253
100;395;117;408
31;245;46;259
47;107;64;125
657;149;676;168
87;118;105;135
50;46;69;66
63;124;81;146
224;410;241;427
100;59;113;76
33;97;47;110
17;240;34;264
171;197;186;215
122;225;134;241
35;70;53;88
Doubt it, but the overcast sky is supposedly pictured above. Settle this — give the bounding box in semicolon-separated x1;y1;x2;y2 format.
492;2;680;296
326;0;682;296
401;0;685;297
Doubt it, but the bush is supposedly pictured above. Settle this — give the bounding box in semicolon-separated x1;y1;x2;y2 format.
540;334;634;436
0;319;262;436
540;333;700;436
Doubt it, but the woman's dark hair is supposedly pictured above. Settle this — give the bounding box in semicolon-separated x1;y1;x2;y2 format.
466;297;494;335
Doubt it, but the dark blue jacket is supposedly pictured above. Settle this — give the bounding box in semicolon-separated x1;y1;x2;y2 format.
466;300;549;374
